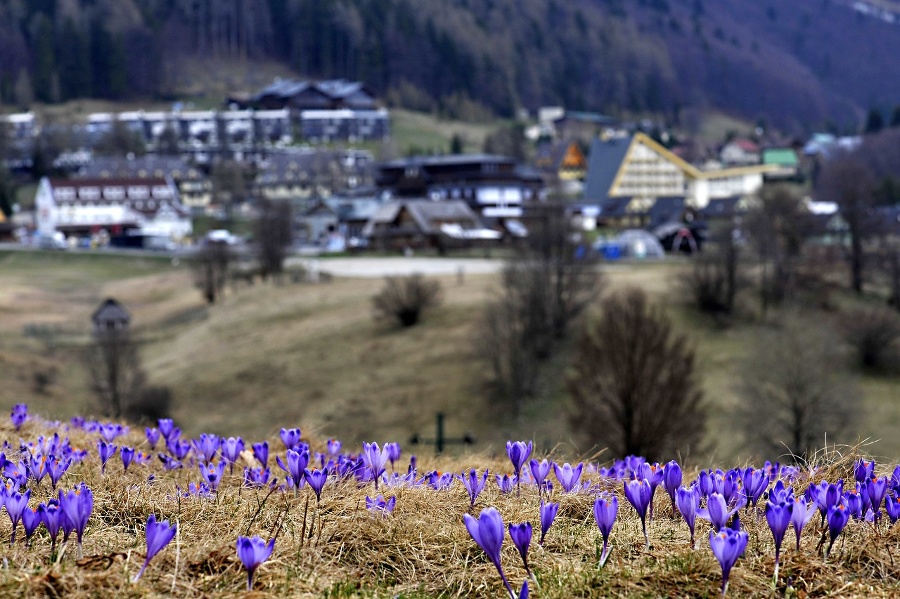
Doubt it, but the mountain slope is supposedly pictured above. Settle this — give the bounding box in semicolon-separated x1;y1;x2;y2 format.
1;0;899;131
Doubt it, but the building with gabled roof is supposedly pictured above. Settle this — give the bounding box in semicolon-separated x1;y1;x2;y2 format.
584;132;776;210
35;176;191;242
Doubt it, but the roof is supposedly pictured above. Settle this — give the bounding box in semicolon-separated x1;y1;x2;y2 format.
726;139;761;153
381;154;515;169
584;136;633;202
92;298;130;326
762;148;799;167
700;196;744;218
362;200;481;237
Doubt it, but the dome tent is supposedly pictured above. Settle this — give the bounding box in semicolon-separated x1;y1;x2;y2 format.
614;229;665;259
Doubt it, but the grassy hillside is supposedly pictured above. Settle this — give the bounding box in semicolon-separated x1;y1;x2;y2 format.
1;250;899;464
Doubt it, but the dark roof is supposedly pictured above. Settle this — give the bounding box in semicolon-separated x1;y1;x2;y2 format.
363;199;481;236
77;156;205;182
381;154;515;169
700;196;744;219
647;197;686;229
599;197;631;218
583;136;632;202
92;298;130;326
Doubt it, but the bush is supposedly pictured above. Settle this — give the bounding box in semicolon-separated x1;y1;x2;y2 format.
372;274;442;327
840;307;900;369
566;287;705;461
682;232;744;317
124;385;173;425
736;315;861;459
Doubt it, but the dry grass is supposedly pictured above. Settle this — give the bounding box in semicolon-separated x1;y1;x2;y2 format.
2;415;899;598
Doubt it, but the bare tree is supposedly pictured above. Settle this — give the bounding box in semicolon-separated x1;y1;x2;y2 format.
85;326;146;419
743;185;812;313
211;160;249;226
476;206;601;413
682;227;745;317
839;307;900;370
566;287;705;461
372;274;442;327
736;316;861;459
191;241;232;304
817;154;877;294
254;198;293;280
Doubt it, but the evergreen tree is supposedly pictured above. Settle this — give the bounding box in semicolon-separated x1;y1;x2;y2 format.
864;108;885;135
31;14;56;103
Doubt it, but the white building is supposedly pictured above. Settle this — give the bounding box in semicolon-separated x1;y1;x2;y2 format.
35;176;192;242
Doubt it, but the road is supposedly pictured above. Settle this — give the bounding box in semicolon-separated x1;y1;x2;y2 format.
289;256;506;278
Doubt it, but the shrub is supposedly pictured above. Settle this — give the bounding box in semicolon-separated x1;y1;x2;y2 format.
124;385;173;425
566;287;705;461
840;307;900;369
372;274;442;327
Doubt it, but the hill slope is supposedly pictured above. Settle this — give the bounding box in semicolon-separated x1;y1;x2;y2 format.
2;1;900;131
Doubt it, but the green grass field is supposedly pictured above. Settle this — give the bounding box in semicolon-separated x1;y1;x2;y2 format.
2;250;899;465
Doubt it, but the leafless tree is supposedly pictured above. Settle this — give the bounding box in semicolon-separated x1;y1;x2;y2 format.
211;160;249;226
839;307;900;370
682;227;745;318
85;327;146;419
566;287;705;461
743;185;812;314
372;274;443;327
191;241;232;304
736;316;861;459
254;198;293;280
817;154;877;294
475;206;601;413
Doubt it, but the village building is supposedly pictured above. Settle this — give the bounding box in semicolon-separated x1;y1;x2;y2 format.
34;176;192;246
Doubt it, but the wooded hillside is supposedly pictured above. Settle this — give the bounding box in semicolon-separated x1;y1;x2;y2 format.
2;0;900;131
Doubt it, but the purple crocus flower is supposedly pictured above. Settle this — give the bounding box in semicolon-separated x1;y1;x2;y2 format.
365;494;396;516
826;504;850;559
145;427;160;450
810;480;843;522
221;437;244;474
625;478;653;549
663;461;683;515
251;441;269;468
539;500;559;545
362;442;389;488
765;500;792;583
276;449;309;493
237;535;275;591
243;467;273;489
885;493;900;524
698;493;743;532
304;468;329;502
121;446;135;472
709;527;748;596
741;467;769;508
459;469;489;508
463;507;515;599
38;500;63;553
157;418;176;440
5;488;30;544
385;442;401;468
867;477;888;516
508;522;533;576
327;438;342;455
133;515;177;582
11;404;28;430
855;459;875;484
593;492;617;567
506;441;532;485
495;474;516;494
200;461;226;491
27;453;49;485
97;440;117;474
790;496;817;551
279;428;302;451
60;484;93;558
191;434;221;464
166;438;191;461
529;459;552;491
21;505;41;547
676;485;701;549
100;423;127;442
553;462;584;493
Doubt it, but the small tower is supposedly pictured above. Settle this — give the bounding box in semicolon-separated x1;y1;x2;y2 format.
91;298;131;336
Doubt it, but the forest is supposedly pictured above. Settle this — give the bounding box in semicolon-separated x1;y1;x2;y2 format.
2;0;900;132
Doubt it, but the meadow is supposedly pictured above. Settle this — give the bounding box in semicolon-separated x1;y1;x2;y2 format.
1;250;899;465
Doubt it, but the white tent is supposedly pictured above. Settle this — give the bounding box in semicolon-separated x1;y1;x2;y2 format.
614;229;665;259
